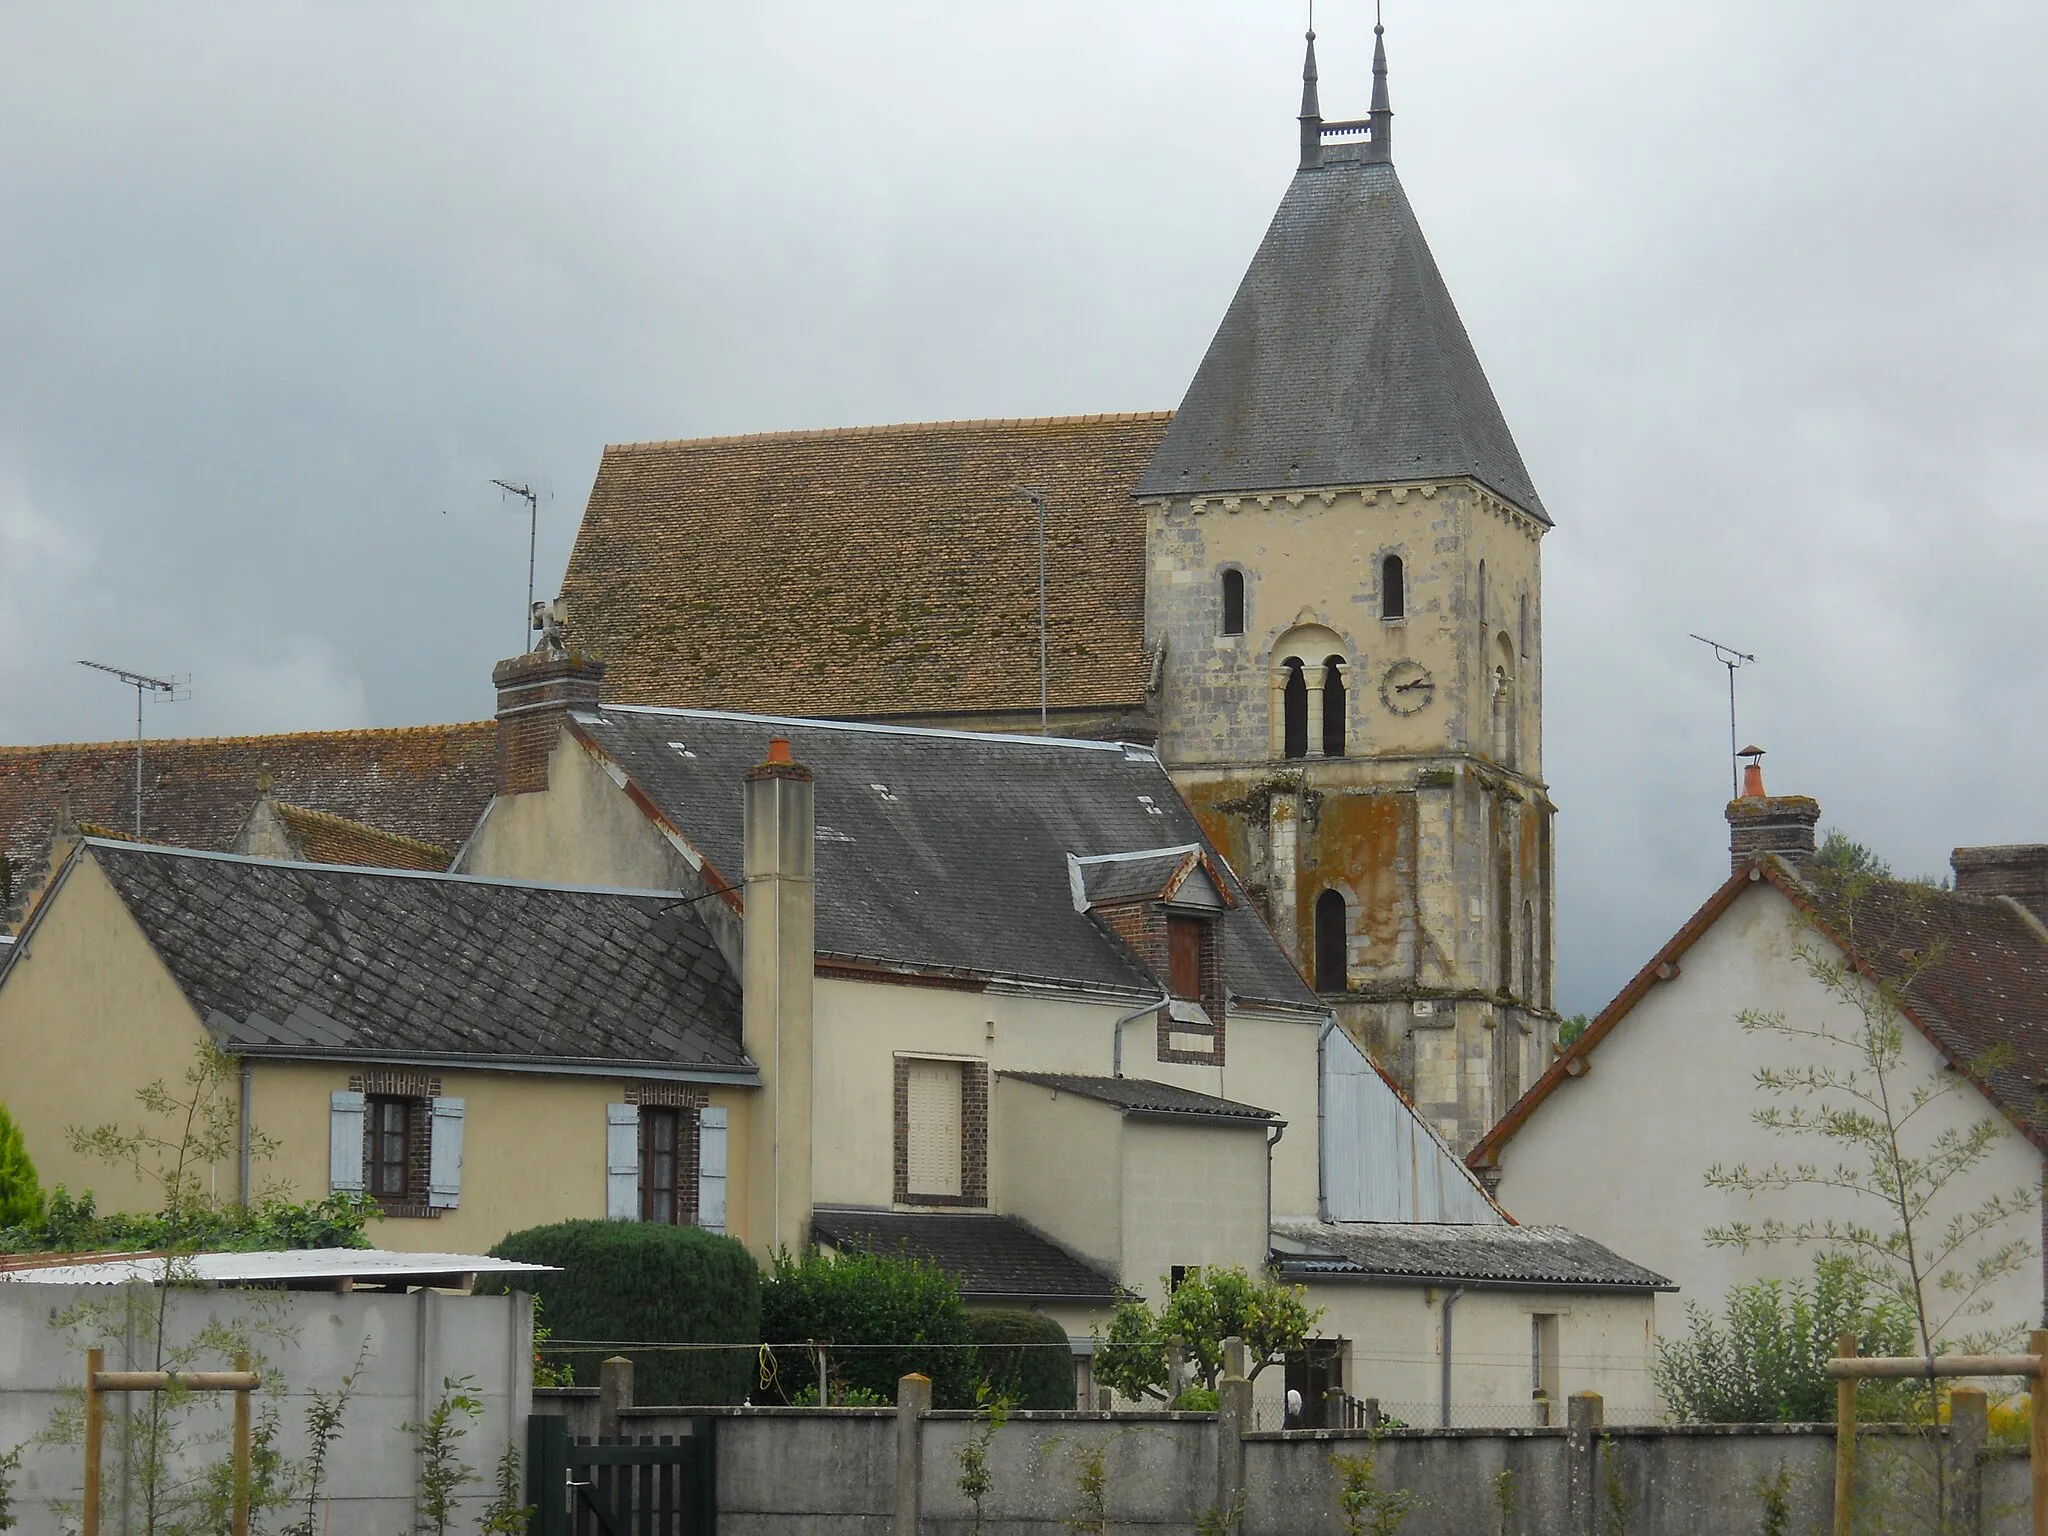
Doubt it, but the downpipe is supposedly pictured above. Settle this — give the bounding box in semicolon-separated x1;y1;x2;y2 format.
1439;1286;1467;1429
1315;1014;1338;1221
1113;989;1171;1078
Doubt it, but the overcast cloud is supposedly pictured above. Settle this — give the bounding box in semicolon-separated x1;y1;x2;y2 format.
2;2;2043;1017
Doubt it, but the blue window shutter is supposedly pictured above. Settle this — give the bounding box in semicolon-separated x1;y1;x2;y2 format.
606;1104;639;1221
697;1107;728;1235
329;1091;365;1195
427;1097;465;1209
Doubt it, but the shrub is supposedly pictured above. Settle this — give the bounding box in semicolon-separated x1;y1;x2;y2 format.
486;1221;760;1406
1656;1253;1916;1423
0;1106;42;1229
760;1249;976;1407
968;1310;1075;1409
0;1186;371;1255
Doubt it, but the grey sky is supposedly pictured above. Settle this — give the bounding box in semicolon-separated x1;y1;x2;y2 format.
3;3;2043;1018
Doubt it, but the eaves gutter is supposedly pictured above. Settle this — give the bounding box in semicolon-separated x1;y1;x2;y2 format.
1125;1108;1284;1129
223;1039;761;1088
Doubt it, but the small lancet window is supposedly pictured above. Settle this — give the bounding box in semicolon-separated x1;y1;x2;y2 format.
1382;555;1406;620
1321;656;1346;757
1477;560;1487;627
1221;569;1246;636
1314;889;1348;993
1518;592;1529;657
1282;658;1308;759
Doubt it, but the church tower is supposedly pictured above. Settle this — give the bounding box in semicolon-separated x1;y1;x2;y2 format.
1140;24;1555;1153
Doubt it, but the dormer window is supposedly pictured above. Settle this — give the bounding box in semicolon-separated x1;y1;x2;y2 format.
1168;913;1205;998
1068;845;1233;1066
1221;569;1246;636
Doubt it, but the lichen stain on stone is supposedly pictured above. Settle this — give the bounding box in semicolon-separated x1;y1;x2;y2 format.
1298;791;1410;972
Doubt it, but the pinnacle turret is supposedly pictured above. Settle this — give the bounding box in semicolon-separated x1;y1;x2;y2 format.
1363;23;1393;164
1298;31;1323;170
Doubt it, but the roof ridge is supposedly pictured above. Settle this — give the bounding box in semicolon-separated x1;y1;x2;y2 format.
605;411;1175;455
599;704;1147;754
0;721;494;758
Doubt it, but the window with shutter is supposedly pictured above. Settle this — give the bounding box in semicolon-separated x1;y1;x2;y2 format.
427;1098;464;1209
328;1091;366;1195
605;1103;640;1220
1168;915;1205;1000
904;1063;963;1199
366;1096;411;1198
640;1108;679;1223
697;1108;728;1235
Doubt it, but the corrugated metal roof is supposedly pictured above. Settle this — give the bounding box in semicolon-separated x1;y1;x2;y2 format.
1272;1222;1673;1290
0;1249;557;1288
1321;1025;1499;1223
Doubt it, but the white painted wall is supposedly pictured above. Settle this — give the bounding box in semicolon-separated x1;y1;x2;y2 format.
1120;1119;1272;1306
0;1282;530;1536
1304;1280;1660;1427
1494;880;2043;1341
994;1081;1124;1274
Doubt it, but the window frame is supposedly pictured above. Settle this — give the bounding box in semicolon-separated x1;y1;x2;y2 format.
365;1095;412;1201
1314;889;1349;994
1220;568;1246;636
640;1105;682;1224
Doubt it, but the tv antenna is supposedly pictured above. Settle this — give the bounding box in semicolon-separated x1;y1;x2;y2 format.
1011;485;1050;734
76;660;190;839
490;478;548;653
1689;634;1757;799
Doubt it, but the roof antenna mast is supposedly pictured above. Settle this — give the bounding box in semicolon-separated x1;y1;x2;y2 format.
77;660;190;839
1689;634;1758;799
490;479;544;654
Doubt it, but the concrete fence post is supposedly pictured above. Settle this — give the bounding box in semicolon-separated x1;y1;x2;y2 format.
895;1373;932;1536
1565;1391;1603;1536
1217;1347;1251;1522
597;1356;634;1441
1950;1385;1987;1534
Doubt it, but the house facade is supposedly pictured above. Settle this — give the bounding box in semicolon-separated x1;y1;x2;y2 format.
1469;774;2047;1342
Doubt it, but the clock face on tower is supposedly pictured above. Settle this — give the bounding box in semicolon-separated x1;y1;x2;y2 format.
1380;660;1435;715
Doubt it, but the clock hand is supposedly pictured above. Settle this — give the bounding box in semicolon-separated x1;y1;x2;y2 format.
1395;678;1431;692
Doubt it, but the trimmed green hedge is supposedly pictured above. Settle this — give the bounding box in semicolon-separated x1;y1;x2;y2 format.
969;1310;1076;1410
759;1249;977;1408
487;1221;760;1406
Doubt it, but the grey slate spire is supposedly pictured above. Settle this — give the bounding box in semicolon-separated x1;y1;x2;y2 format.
1298;31;1322;170
1136;21;1547;520
1364;22;1393;164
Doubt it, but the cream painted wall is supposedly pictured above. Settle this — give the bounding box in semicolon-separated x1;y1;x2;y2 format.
1494;881;2044;1341
1120;1119;1271;1306
249;1060;757;1255
993;1082;1123;1274
810;976;1323;1219
1306;1281;1659;1425
0;855;220;1212
459;732;700;892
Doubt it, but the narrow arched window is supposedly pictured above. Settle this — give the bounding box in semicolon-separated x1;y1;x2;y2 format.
1518;592;1529;657
1321;656;1346;758
1477;560;1487;628
1315;889;1348;993
1221;569;1245;636
1382;555;1405;620
1282;658;1308;758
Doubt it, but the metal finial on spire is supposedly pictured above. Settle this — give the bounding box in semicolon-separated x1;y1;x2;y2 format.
1298;23;1323;169
1364;8;1393;163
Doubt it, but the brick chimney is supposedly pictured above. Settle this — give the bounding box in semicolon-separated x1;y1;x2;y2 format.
491;650;604;795
1725;748;1820;876
742;736;814;1260
1951;845;2048;926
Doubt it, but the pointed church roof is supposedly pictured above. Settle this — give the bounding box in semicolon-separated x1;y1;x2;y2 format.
1138;35;1547;522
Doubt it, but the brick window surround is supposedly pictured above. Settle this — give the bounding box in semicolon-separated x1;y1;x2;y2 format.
348;1071;442;1219
626;1083;710;1226
1094;902;1227;1065
892;1058;988;1208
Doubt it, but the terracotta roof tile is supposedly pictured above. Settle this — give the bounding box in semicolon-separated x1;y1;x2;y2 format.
1;724;496;927
558;414;1170;719
273;803;453;872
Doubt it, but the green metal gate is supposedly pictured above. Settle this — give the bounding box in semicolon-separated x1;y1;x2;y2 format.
526;1414;716;1536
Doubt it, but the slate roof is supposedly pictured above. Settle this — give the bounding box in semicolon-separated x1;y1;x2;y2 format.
1001;1073;1279;1124
1473;853;2048;1166
1;724;495;928
1070;846;1225;909
811;1207;1122;1303
1270;1222;1673;1290
570;708;1318;1009
557;414;1170;720
32;841;750;1076
1137;148;1546;519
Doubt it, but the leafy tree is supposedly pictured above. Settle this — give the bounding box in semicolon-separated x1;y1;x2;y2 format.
759;1248;977;1407
1556;1014;1590;1050
1656;1253;1916;1423
1092;1265;1320;1401
0;1104;44;1228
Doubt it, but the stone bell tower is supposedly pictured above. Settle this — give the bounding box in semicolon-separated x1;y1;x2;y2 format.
1139;23;1556;1153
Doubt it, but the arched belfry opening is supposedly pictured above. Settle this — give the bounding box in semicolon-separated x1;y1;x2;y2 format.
1315;889;1348;993
1221;569;1246;635
1282;658;1308;759
1381;555;1405;620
